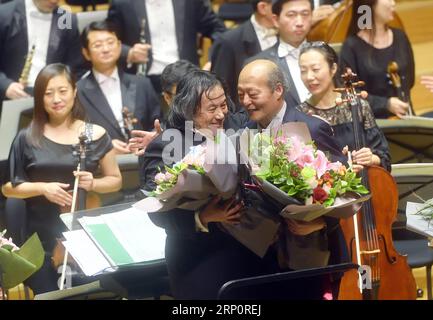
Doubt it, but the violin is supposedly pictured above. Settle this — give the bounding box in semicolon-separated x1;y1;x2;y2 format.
387;61;414;118
51;133;92;275
335;68;416;300
122;107;138;141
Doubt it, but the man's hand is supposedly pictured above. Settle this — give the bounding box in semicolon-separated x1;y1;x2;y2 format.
312;5;336;25
128;119;162;155
421;75;433;93
5;82;30;100
112;139;132;154
285;217;326;236
387;97;410;118
127;43;152;64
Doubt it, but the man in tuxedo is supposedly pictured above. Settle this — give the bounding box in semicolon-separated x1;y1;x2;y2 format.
107;0;226;94
238;59;348;298
211;0;277;105
0;0;84;110
77;21;161;154
250;0;313;110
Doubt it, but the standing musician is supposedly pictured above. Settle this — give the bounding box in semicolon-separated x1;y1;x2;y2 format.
78;21;161;155
340;0;415;119
298;42;391;172
0;0;85;111
107;0;226;95
1;64;122;294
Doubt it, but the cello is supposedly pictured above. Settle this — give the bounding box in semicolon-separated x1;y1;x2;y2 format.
335;68;417;300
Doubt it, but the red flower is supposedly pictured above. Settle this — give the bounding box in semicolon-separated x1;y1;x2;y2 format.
313;186;328;203
322;172;332;182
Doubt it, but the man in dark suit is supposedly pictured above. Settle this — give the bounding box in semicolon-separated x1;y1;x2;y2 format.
77;21;160;154
250;0;313;110
107;0;226;94
0;0;85;110
211;0;276;105
238;58;348;298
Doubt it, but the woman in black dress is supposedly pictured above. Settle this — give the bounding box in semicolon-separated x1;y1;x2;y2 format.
340;0;414;119
298;42;391;172
2;63;122;294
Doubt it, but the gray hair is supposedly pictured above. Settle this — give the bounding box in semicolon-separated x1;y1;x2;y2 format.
267;62;289;93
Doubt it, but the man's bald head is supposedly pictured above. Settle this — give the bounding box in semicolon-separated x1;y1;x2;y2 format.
238;59;287;128
239;59;287;94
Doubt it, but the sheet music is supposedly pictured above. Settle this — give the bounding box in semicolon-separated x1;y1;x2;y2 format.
78;207;166;266
62;230;113;276
101;207;166;263
406;201;433;238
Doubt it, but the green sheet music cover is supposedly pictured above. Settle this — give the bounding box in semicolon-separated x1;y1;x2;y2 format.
85;224;134;266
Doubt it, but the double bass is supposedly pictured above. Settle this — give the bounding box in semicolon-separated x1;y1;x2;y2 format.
335;68;416;300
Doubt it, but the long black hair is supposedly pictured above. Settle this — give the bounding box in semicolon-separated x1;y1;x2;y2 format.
27;63;85;146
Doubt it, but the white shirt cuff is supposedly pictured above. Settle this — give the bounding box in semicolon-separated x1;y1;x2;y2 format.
194;211;209;233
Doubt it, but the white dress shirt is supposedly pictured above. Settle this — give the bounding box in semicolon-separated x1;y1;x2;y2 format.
93;68;125;134
25;0;52;87
258;102;287;132
144;0;179;76
250;15;278;51
278;40;311;103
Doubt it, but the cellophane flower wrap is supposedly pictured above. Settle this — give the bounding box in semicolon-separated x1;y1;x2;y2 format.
250;126;369;208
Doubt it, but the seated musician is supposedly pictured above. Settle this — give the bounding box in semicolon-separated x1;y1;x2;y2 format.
1;63;122;294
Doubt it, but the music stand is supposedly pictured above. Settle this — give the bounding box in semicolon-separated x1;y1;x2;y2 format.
391;163;433;237
59;202;170;300
217;263;358;300
377;118;433;164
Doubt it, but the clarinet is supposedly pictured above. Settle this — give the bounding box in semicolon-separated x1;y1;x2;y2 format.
136;18;147;76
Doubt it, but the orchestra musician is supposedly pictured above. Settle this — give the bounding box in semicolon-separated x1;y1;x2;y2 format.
77;20;161;155
1;63;122;294
298;41;391;172
0;0;85;112
339;0;415;119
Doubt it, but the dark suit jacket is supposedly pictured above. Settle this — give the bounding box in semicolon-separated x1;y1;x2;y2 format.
0;0;85;102
107;0;226;74
141;130;264;299
249;40;301;110
211;20;261;104
77;71;161;141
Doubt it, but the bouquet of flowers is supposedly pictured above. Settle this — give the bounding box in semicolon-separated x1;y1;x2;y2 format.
134;131;281;258
0;230;44;291
242;122;370;222
239;122;371;269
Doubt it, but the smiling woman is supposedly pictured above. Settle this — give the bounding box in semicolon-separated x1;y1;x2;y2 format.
1;63;122;295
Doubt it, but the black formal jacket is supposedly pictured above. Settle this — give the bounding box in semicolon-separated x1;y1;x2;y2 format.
107;0;226;74
211;19;261;104
141;129;265;299
77;71;161;141
0;0;85;102
249;40;301;110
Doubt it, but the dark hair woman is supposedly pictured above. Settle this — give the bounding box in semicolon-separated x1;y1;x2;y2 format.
340;0;415;119
298;41;391;172
2;63;122;294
